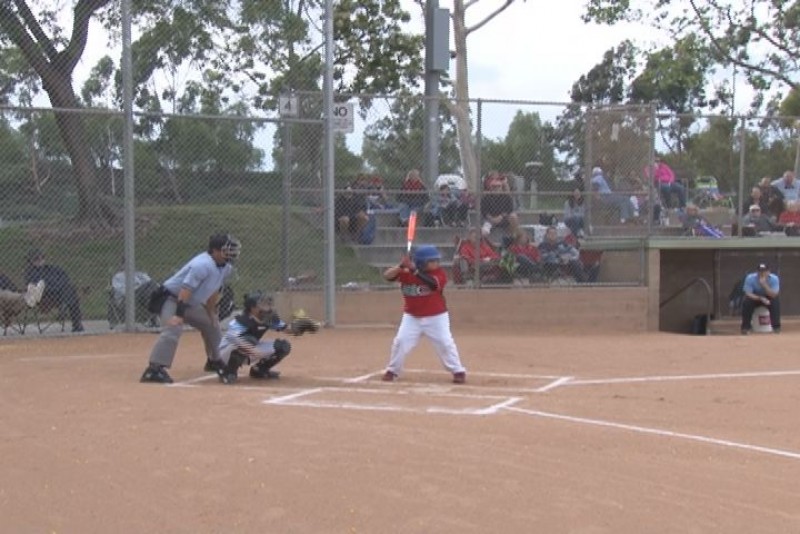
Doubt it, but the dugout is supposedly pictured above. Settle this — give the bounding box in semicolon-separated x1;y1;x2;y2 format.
652;237;800;333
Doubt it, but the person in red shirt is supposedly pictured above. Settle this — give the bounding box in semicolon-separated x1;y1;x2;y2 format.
507;230;542;282
382;245;467;384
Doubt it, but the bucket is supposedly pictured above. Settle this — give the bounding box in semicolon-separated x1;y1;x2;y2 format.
751;306;773;333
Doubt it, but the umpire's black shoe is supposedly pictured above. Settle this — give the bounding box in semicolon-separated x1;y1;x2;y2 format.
140;364;173;384
204;359;222;372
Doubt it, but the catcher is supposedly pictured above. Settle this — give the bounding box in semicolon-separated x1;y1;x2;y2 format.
216;291;320;384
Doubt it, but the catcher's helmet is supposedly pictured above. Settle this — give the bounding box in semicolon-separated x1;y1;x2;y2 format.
208;233;241;263
243;290;273;312
414;245;441;270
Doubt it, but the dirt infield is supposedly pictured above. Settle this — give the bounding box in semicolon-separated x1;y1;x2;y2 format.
1;327;799;533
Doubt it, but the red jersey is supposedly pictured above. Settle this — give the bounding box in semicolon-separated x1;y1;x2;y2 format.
394;267;448;317
778;211;800;225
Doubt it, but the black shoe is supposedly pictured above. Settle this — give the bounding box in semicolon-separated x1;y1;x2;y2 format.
140;365;173;384
740;328;751;336
773;327;781;334
249;366;280;380
218;369;238;384
204;359;222;372
72;325;85;333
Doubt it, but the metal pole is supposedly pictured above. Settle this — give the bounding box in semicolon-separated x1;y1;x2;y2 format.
647;104;656;238
423;0;440;186
121;0;136;331
793;120;800;179
281;121;291;287
737;117;746;238
323;0;336;326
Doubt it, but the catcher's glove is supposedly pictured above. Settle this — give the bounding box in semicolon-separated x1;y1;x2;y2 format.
290;309;321;336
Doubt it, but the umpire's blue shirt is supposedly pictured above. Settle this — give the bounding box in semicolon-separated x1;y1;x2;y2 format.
163;252;233;306
743;272;780;297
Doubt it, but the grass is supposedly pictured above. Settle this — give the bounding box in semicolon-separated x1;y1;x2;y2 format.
0;204;382;320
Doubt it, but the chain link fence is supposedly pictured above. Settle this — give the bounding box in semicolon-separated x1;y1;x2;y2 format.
4;93;800;334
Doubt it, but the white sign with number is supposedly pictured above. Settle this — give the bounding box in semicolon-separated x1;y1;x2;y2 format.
332;103;354;133
279;95;299;118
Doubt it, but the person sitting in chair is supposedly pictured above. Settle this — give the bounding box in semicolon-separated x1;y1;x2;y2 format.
25;248;85;332
740;263;780;335
537;226;589;283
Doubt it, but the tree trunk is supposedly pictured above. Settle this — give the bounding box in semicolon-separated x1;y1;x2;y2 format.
451;0;479;192
41;71;114;226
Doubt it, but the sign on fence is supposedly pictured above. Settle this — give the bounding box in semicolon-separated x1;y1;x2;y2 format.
332;103;354;133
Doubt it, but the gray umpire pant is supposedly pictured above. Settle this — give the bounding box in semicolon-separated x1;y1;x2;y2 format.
148;296;221;368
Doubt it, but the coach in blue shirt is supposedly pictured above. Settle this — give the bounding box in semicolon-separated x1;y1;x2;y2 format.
740;263;781;335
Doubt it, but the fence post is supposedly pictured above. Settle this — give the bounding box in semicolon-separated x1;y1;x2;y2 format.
736;116;746;238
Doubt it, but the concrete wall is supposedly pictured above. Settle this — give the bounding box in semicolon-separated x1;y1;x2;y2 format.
276;286;650;333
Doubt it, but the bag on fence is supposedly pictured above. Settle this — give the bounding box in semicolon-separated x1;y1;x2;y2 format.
147;284;170;315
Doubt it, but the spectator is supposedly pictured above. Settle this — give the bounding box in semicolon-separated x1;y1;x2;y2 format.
742;204;776;234
538;226;589;283
644;156;686;209
334;184;369;241
429;183;469;227
25;248;84;332
778;200;800;234
758;176;785;218
364;174;393;210
0;273;18;292
590;167;633;223
627;175;662;224
771;171;798;203
452;228;506;284
563;188;586;238
480;171;519;237
746;186;769;214
680;204;724;238
507;230;542;282
396;169;430;227
740;263;780;335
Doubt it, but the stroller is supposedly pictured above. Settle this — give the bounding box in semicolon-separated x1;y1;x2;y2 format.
692;176;734;209
107;271;160;328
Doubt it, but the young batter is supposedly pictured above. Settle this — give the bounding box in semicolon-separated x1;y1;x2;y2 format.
382;245;467;384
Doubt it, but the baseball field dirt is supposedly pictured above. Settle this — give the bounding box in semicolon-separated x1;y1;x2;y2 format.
1;326;799;533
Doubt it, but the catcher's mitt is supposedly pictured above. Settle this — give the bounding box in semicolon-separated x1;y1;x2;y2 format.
290;309;321;336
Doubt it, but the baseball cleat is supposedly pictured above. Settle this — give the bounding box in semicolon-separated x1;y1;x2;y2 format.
381;371;397;382
140;365;173;384
452;372;466;384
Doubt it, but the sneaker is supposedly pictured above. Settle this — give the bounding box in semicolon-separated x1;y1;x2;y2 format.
773;328;781;334
140;364;173;384
452;372;466;384
24;280;45;308
740;328;751;336
71;325;85;333
381;370;397;382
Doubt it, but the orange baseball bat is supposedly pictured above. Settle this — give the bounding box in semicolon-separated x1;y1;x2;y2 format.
406;211;417;253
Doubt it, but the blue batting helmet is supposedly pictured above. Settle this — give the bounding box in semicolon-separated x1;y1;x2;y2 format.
414;245;441;270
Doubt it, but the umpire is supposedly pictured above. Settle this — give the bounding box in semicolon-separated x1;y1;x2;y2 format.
740;263;781;335
140;233;241;384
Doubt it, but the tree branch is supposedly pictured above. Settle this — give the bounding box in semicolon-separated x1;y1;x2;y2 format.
465;0;514;37
57;0;112;75
0;3;52;76
12;0;59;61
688;0;799;91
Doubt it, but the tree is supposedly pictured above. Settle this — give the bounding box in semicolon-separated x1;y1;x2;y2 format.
1;1;424;224
410;0;526;192
584;0;800;101
480;111;556;186
362;94;460;185
552;41;639;175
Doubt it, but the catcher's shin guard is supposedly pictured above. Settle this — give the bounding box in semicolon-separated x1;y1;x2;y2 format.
249;339;291;379
218;350;246;385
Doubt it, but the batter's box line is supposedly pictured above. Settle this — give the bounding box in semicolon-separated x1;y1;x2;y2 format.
341;369;567;385
504;406;800;462
263;386;523;416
